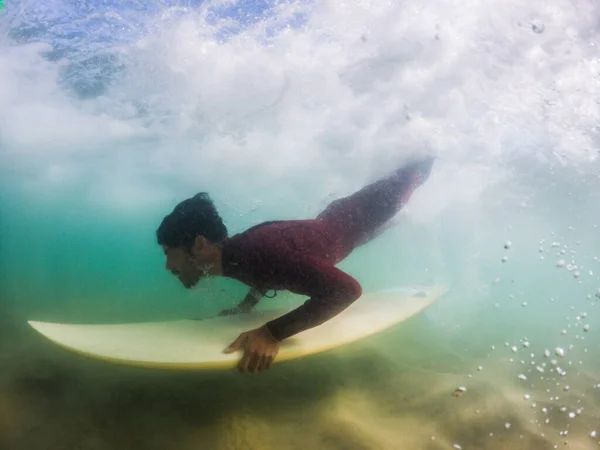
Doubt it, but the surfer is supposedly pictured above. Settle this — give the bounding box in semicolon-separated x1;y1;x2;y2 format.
157;155;435;373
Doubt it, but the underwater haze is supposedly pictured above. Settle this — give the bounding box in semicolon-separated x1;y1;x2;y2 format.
1;0;600;449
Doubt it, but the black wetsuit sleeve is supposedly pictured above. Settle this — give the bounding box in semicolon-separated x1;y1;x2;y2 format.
258;246;363;342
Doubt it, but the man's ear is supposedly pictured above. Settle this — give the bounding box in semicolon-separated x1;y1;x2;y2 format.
191;235;207;258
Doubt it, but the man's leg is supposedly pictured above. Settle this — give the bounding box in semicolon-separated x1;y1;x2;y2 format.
316;155;434;260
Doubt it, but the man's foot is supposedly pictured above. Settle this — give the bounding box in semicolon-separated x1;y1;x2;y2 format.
395;155;435;205
402;154;435;185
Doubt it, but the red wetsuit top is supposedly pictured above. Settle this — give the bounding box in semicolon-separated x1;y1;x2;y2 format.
221;219;363;342
221;156;434;342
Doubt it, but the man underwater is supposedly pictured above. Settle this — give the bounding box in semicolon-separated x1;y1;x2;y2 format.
157;155;434;373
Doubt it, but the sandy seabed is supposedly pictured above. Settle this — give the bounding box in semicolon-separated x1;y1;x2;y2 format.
0;317;599;450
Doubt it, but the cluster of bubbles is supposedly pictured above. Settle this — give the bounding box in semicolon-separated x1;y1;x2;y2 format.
449;228;600;448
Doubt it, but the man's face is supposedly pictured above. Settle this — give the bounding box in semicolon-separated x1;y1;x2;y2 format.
162;245;205;289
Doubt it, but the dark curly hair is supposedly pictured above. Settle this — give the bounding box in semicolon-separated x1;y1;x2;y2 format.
156;192;228;249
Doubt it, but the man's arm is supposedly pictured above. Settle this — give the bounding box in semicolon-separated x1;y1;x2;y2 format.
258;246;363;342
219;287;265;316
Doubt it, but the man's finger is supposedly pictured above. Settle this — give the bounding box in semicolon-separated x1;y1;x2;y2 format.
259;356;274;372
253;354;266;374
238;351;256;373
223;333;247;354
247;352;262;374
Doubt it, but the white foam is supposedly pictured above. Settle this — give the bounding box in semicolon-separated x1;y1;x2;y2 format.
1;0;599;215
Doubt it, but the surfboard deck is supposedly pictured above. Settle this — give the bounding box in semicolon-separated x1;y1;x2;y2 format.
27;284;447;371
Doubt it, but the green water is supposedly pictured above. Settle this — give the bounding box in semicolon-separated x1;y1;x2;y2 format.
2;151;600;449
2;0;600;448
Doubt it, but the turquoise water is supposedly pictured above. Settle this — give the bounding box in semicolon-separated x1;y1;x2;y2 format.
2;1;600;449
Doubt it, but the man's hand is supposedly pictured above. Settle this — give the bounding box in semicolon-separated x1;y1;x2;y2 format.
223;325;280;373
218;288;264;316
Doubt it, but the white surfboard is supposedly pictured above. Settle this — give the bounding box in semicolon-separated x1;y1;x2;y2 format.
27;284;446;371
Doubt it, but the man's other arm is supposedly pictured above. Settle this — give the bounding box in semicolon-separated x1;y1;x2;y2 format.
219;287;266;316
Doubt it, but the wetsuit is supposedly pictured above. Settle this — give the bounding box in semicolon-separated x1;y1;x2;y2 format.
221;156;434;342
